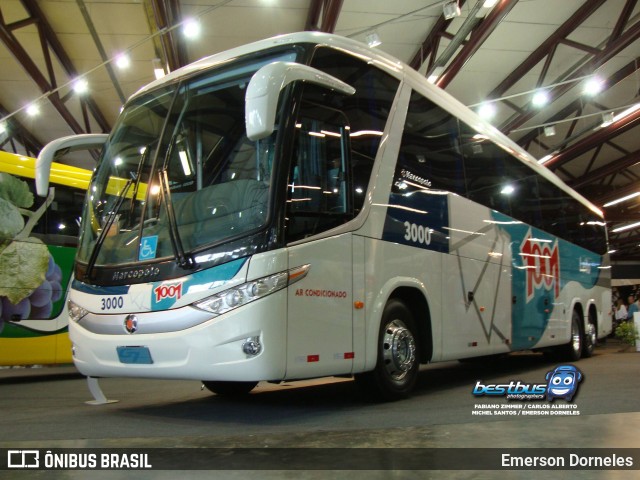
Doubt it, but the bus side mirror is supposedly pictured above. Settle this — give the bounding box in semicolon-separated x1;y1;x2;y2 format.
36;133;108;196
245;61;355;141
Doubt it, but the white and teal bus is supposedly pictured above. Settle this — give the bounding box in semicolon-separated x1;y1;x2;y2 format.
36;32;611;400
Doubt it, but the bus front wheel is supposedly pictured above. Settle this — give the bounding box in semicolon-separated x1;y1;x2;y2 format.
356;299;420;401
202;381;258;396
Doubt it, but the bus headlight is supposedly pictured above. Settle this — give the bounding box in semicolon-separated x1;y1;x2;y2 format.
68;300;89;322
194;264;310;317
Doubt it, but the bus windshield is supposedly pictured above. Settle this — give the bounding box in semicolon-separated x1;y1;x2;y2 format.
77;51;296;271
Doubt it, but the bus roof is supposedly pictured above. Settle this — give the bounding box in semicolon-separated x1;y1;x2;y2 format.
131;31;603;220
0;150;92;191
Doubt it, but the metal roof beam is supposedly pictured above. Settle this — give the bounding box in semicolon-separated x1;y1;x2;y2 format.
501;18;640;135
19;0;111;133
487;0;607;99
436;0;519;89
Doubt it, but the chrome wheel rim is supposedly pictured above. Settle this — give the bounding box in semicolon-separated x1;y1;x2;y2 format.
382;320;416;381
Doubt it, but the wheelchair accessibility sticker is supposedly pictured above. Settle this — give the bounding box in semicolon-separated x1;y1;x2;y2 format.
139;236;158;261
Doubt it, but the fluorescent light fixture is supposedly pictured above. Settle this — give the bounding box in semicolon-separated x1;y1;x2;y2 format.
153;58;165;80
443;0;461;20
178;150;192;176
610;103;640;124
182;18;201;39
611;221;640;233
365;31;381;48
602;192;640;208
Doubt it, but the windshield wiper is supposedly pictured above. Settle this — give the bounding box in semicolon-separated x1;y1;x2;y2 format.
158;168;196;269
85;177;133;279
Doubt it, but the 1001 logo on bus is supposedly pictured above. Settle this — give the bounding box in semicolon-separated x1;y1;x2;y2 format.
154;283;182;303
520;230;560;303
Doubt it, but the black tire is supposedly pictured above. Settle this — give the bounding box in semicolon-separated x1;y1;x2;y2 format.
582;312;597;358
559;310;583;361
355;299;420;401
202;381;258;396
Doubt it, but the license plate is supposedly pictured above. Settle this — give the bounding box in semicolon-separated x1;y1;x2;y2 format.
117;346;153;364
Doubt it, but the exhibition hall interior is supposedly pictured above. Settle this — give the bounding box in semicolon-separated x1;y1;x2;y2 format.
0;1;639;477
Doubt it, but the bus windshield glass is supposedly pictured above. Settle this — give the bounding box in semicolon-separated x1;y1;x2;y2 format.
77;51;297;269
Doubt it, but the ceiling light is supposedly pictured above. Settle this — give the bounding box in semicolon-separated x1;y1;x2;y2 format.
26;104;40;117
477;103;496;120
602;192;640;208
583;76;604;96
531;90;549;107
543;125;556;137
73;78;89;95
182;18;201;39
365;31;381;48
0;122;6;134
443;1;461;20
115;53;130;69
501;185;515;195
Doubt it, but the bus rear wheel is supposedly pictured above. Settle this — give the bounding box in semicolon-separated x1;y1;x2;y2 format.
582;313;597;358
559;310;583;362
355;299;420;401
202;381;258;396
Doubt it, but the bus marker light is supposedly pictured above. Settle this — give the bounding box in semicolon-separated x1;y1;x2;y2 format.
307;355;319;362
344;352;354;359
354;301;364;309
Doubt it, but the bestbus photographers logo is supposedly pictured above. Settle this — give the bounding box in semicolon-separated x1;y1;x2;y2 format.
471;365;583;417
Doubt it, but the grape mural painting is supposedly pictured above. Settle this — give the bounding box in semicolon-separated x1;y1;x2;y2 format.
0;173;60;324
0;170;75;364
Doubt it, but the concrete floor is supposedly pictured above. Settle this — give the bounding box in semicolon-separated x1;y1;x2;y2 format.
1;338;639;479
